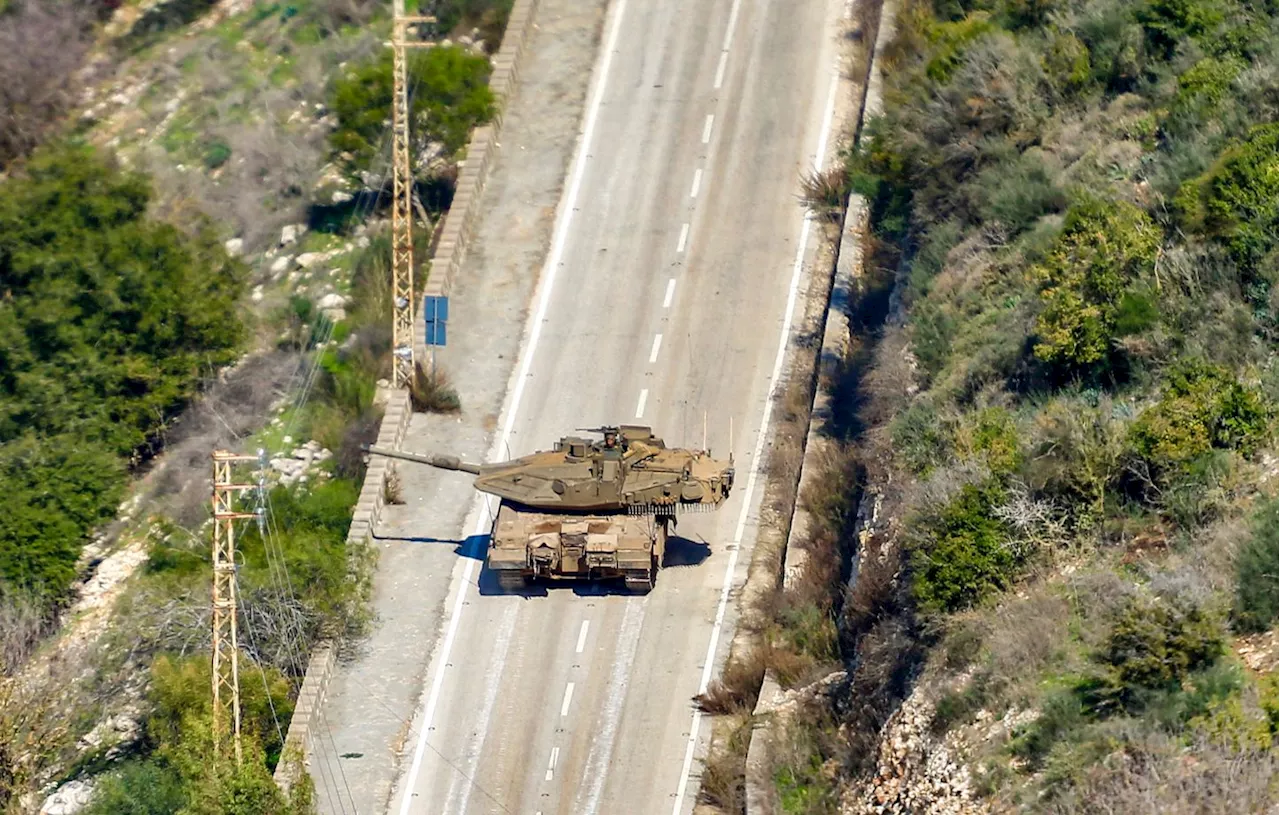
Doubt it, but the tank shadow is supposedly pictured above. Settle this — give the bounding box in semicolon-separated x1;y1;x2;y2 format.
662;534;712;568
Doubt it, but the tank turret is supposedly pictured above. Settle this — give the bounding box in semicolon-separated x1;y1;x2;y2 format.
367;424;734;514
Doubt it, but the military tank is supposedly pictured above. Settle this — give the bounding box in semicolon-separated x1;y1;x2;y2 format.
367;425;734;592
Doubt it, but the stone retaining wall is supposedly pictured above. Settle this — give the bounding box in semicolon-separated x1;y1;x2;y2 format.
272;388;411;795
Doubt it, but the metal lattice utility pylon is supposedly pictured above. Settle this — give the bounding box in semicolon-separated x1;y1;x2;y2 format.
211;450;264;766
389;12;438;388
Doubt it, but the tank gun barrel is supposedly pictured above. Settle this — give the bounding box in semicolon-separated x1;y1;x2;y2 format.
365;446;483;475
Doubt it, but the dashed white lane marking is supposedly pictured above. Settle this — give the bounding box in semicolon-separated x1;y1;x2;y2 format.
576;620;590;653
393;0;631;807
560;683;576;717
663;278;676;308
670;1;842;811
689;168;703;198
635;389;649;418
677;222;690;252
545;747;559;781
712;0;744;90
701;114;714;144
649;334;663;363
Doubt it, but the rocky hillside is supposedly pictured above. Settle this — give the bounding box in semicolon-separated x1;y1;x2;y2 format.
0;0;505;811
752;0;1279;812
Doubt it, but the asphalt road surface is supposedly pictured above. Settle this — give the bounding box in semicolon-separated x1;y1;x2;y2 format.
387;0;846;811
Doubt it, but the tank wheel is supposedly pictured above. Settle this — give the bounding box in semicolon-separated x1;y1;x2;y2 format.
496;570;531;592
624;557;658;594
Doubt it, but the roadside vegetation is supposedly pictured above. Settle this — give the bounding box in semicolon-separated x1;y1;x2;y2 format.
749;0;1279;812
0;0;505;810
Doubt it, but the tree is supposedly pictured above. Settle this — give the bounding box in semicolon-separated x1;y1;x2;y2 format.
328;45;495;175
0;143;246;605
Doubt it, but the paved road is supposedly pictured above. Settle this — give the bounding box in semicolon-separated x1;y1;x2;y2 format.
387;0;846;812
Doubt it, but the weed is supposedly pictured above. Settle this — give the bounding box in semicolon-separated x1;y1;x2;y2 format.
409;362;462;413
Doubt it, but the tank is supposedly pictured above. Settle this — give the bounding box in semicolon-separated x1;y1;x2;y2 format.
367;425;734;592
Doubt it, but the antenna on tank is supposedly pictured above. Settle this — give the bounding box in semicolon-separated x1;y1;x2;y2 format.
729;417;734;466
703;411;708;454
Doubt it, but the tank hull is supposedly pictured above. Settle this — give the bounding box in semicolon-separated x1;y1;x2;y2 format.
486;502;667;593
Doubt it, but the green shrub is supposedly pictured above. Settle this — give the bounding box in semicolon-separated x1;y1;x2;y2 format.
1175;123;1279;272
82;759;186;815
1079;593;1223;716
891;401;952;476
1136;0;1226;57
1129;360;1271;471
961;406;1022;475
1031;197;1161;371
1233;496;1279;633
0;435;125;599
1041;29;1091;97
974;149;1066;234
329;45;495;171
201;140;232;170
0;143;246;458
923;12;998;82
910;482;1015;613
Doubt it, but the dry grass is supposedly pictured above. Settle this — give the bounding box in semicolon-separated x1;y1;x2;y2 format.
0;589;48;677
697;648;768;715
383;467;405;505
798;166;850;219
696;712;753;813
143;350;303;527
409;362;462;413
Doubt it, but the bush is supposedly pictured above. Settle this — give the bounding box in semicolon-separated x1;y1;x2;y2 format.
1031;197;1161;372
909;482;1016;613
1129;360;1271;472
1078;593;1224;717
1232;496;1279;633
1175;122;1279;272
0;144;246;458
891;401;952;476
82;759;186;815
329;45;495;172
0;435;124;599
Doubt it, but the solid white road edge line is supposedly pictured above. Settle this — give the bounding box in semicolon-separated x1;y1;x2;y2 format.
392;0;632;808
667;10;845;814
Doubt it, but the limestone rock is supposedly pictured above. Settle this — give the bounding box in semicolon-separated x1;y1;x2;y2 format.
39;779;94;815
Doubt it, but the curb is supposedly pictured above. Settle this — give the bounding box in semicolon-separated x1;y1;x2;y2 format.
415;0;542;363
742;0;898;811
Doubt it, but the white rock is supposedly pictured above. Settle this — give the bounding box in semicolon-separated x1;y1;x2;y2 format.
251;285;264;303
282;435;293;445
39;779;94;815
270;255;292;275
296;252;326;269
224;237;244;256
280;223;306;246
356;235;371;249
331;190;353;204
317;293;349;310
